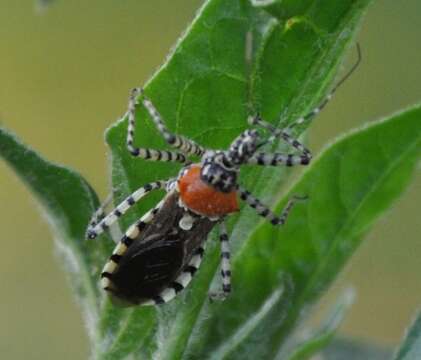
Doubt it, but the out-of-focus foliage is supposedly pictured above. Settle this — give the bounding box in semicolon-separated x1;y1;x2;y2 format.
322;337;391;359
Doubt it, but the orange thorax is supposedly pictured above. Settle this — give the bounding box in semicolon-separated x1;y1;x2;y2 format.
178;165;239;217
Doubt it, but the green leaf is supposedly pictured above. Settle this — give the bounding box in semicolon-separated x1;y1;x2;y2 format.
394;310;421;360
285;288;355;360
0;127;114;343
322;337;391;360
102;0;374;358
185;105;421;359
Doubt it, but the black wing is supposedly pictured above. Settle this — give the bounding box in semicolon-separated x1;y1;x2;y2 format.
108;191;216;305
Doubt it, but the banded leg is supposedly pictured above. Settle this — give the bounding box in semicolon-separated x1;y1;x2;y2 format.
210;221;231;301
247;151;310;167
86;180;167;239
86;194;113;234
249;115;312;161
101;200;164;293
129;87;206;158
143;241;208;305
238;186;307;226
127;89;188;163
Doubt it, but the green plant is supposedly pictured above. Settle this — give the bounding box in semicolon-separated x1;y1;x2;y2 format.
1;0;420;359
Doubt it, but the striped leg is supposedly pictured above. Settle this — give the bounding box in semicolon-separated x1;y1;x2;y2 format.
209;221;231;301
247;151;311;167
248;115;312;162
143;241;208;305
238;186;307;226
86;194;113;233
86;180;166;239
128;87;206;158
101;201;163;293
127;88;189;164
219;221;231;297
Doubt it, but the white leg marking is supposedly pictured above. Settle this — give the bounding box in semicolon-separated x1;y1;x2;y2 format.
103;261;118;274
114;243;128;256
160;288;177;303
126;224;140;238
177;272;192;288
189;254;202;269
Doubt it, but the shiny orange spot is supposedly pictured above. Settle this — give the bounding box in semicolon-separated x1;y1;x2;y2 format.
178;165;239;217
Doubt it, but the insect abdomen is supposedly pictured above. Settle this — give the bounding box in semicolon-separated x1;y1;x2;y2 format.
101;191;216;306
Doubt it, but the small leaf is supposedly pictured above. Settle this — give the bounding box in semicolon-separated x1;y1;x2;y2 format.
394;310;421;360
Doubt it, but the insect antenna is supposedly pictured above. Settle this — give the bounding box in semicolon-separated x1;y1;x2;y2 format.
252;43;362;150
288;42;362;130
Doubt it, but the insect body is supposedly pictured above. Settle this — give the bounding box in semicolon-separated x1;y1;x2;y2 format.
86;47;361;306
86;94;312;306
100;190;216;305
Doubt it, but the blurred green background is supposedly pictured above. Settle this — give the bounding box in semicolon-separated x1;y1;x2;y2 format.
0;0;420;359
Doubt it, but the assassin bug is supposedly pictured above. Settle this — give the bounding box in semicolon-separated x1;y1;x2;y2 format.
86;45;361;306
